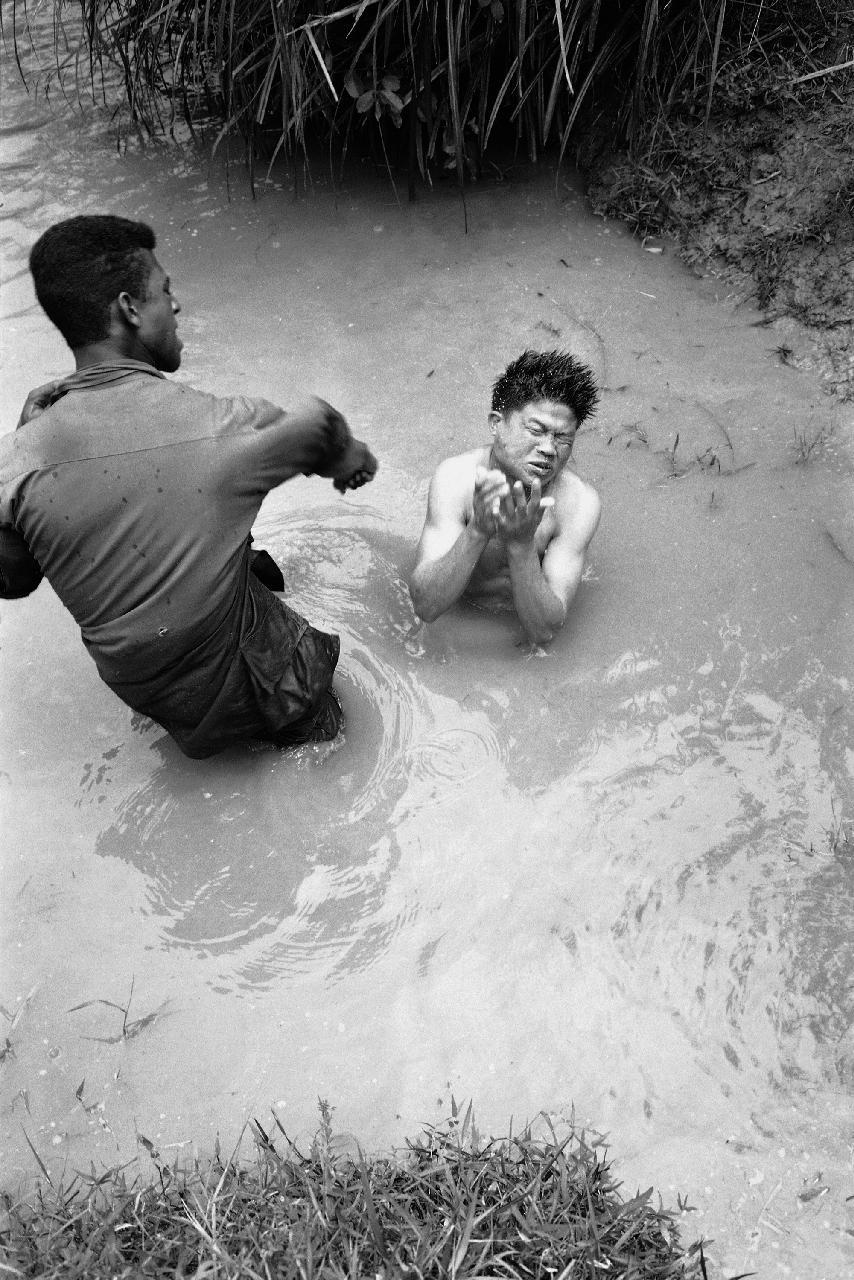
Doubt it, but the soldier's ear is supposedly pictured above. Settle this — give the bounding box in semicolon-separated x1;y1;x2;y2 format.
116;291;142;329
488;410;503;436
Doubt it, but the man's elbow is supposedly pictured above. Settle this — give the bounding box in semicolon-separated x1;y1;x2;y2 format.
525;622;558;646
524;604;567;646
407;570;444;624
408;584;438;623
415;602;444;624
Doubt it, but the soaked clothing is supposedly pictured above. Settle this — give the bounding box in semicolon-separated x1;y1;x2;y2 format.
0;361;349;756
108;567;342;756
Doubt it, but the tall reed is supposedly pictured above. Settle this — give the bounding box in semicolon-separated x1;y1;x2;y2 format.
22;3;836;182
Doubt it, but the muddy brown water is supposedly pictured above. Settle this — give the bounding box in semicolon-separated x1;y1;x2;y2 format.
2;26;853;1279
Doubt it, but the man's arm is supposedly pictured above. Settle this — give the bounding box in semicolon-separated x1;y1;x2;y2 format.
2;381;54;596
223;394;377;493
500;480;601;644
0;526;43;599
409;462;507;622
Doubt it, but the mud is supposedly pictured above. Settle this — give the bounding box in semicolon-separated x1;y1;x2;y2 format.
585;60;854;402
2;23;854;1280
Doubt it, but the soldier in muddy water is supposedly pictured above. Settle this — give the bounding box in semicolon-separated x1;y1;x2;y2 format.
0;214;378;757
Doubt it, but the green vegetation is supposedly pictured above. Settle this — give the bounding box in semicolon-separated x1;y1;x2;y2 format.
1;1104;706;1277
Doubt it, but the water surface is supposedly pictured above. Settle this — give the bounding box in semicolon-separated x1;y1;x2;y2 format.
1;24;853;1278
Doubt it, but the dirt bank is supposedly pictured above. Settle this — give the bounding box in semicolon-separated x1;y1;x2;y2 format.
584;55;854;400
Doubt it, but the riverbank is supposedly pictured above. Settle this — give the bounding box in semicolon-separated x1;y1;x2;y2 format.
583;47;854;401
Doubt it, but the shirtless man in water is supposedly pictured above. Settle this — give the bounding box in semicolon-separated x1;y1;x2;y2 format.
409;349;601;645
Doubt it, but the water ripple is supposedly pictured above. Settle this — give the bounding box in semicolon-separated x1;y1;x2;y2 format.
93;512;432;985
405;724;507;792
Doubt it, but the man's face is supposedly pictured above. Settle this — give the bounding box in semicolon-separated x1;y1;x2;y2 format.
134;251;182;372
490;399;578;487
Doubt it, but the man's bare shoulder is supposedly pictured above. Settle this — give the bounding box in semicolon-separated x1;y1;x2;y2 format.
428;446;491;510
551;467;602;544
431;446;490;486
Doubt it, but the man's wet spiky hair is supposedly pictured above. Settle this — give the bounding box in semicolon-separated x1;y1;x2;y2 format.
492;349;600;423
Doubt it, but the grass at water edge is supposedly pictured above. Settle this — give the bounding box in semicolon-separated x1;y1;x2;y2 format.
0;1102;711;1278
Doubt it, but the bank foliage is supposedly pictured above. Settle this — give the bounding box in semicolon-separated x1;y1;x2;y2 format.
1;1108;706;1278
22;1;848;188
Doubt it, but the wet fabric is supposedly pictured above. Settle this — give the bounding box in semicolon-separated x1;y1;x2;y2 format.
108;568;342;758
249;545;286;592
0;361;350;755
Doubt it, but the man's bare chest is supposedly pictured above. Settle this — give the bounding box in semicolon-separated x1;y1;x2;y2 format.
466;513;554;583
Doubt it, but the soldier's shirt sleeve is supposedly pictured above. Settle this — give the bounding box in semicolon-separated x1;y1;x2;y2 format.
0;525;43;599
216;393;352;493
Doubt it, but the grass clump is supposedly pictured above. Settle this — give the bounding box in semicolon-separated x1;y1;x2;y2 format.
1;1102;706;1277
